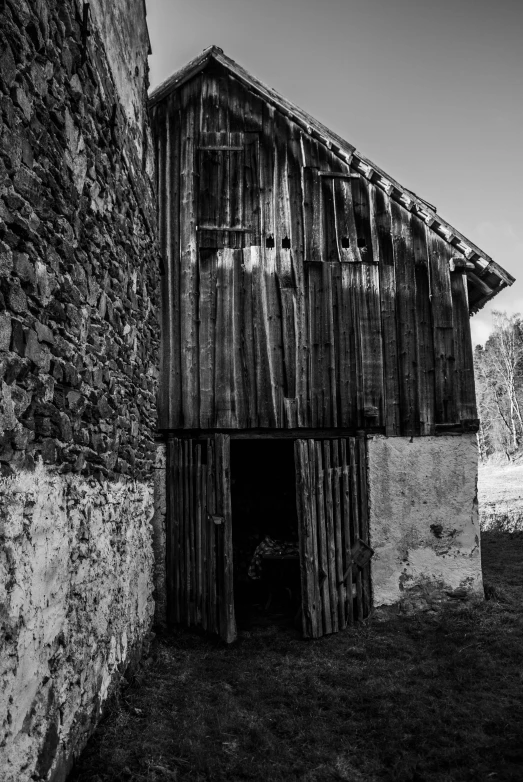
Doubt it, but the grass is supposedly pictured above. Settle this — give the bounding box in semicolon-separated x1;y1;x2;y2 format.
479;461;523;531
70;532;523;782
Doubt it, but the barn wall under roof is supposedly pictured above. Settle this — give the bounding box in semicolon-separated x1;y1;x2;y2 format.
150;64;477;435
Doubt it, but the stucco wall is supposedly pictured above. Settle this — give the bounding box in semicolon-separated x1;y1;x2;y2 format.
0;0;159;778
368;434;482;611
0;462;154;782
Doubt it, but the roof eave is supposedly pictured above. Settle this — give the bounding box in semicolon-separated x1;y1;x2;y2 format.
148;47;515;312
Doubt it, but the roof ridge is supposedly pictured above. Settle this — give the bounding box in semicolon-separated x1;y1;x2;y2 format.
148;48;515;309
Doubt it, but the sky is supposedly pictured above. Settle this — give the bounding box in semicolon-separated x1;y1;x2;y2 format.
145;0;523;347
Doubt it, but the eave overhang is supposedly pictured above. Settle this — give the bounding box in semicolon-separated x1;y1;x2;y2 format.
148;46;515;314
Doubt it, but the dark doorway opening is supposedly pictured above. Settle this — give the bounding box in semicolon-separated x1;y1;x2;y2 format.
231;440;301;631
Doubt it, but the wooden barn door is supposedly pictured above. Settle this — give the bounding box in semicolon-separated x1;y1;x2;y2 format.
166;434;236;643
294;437;372;639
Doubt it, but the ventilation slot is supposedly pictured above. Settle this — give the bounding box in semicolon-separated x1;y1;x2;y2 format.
266;235;275;249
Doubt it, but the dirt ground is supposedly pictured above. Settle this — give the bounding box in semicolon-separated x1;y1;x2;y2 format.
70;531;523;782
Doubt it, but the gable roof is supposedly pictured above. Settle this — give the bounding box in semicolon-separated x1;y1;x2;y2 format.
148;46;515;313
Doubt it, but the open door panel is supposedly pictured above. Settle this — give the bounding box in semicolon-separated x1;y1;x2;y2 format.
166;433;236;643
295;437;371;638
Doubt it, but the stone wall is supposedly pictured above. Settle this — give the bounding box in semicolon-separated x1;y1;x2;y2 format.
368;434;483;612
0;0;159;779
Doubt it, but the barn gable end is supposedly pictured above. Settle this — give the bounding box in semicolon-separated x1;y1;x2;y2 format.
149;48;513;638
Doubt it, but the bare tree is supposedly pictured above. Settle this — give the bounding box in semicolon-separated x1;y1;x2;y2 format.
474;312;523;459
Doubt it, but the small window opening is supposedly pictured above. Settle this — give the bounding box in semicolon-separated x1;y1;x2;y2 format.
282;236;291;250
357;237;367;248
266;235;275;249
341;236;351;249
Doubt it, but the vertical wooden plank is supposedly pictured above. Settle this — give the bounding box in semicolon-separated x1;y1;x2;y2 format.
340;439;353;626
331;440;346;629
451;267;477;420
231;248;246;427
315;441;332;636
207;438;217;634
215;434;236;643
412;218;436;435
349;438;363;620
333;175;361;264
183;439;191;625
358;438;371;617
357;251;383;426
391;201;419;435
308;439;322;637
427;231;456;423
260;102;276;246
179;79;200;428
198;250;216;428
264;241;285;427
200;450;208;631
323;263;337;428
323;441;339;633
244;132;261;245
302;136;322;262
157;104;169;428
214;249;235;427
295;440;317;638
214;433;225;634
331;264;352;427
373;187;400;435
240;249;257;427
166;439;176;624
318;148;338;262
346;264;365;428
289;125;308;426
195;443;202;625
351;175;375;264
175;438;185;626
250;246;278;427
307;264;323;428
275;117;294;286
229;131;245;242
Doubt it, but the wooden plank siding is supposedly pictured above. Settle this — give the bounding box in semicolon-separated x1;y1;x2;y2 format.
166;435;236;642
295;437;371;638
153;66;477;433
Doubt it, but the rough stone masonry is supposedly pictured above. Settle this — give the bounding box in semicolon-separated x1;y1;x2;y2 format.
0;1;160;779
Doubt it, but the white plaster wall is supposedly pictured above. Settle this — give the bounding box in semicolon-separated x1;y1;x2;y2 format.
84;0;152;160
0;462;154;782
368;434;482;609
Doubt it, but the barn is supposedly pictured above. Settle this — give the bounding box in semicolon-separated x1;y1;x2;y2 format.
148;46;514;641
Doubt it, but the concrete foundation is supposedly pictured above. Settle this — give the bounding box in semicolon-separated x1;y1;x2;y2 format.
368;434;482;611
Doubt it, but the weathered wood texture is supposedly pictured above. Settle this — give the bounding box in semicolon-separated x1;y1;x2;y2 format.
295;437;371;639
166;433;236;642
152;67;477;434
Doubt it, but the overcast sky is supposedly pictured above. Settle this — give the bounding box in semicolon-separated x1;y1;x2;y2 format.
146;0;522;347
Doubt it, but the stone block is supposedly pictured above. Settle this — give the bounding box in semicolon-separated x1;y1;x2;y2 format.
8;279;28;314
0;44;16;89
25;329;51;371
0;312;12;351
13;252;36;284
35;320;54;344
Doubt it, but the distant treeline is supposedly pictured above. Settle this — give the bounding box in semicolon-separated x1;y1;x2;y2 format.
474;312;523;461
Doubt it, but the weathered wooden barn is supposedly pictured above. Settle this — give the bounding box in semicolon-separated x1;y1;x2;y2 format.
149;47;514;642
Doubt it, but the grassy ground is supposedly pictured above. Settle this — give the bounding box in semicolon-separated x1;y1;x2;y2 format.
70;533;523;782
478;460;523;531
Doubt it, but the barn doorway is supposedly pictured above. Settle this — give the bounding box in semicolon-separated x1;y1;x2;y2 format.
231;440;301;631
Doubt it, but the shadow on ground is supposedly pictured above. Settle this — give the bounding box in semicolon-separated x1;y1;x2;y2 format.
70;532;523;782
